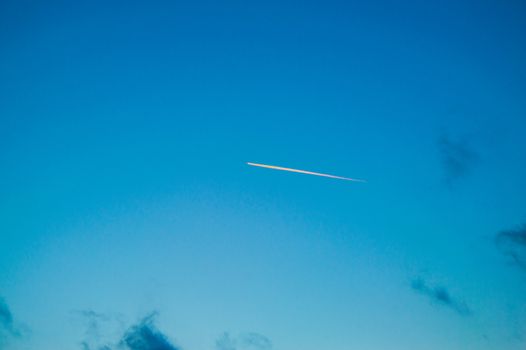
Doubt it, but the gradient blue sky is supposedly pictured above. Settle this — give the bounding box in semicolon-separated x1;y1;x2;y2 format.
1;0;526;349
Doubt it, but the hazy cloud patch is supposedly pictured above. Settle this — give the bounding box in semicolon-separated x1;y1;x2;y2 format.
438;133;478;186
215;333;237;350
495;224;526;270
240;333;271;350
75;311;272;350
411;278;471;316
0;297;22;346
216;332;271;350
78;311;179;350
76;310;118;350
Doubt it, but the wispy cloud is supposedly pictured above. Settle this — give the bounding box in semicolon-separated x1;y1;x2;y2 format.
495;224;526;270
216;332;272;350
76;311;272;350
411;278;471;316
78;312;179;350
240;333;271;350
0;297;21;346
76;310;116;350
438;133;478;186
215;333;236;350
121;313;180;350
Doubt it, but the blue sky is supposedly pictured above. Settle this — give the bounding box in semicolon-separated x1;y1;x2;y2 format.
1;0;526;349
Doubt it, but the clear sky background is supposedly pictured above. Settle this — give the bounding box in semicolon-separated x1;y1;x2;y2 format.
1;1;526;349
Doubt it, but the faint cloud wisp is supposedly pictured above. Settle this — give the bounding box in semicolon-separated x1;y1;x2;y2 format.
216;332;272;350
78;311;180;350
240;333;272;350
77;310;272;350
215;333;237;350
411;278;471;316
495;224;526;270
438;133;478;187
77;310;116;350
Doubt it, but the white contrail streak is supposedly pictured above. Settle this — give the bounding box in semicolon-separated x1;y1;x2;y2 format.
246;162;366;183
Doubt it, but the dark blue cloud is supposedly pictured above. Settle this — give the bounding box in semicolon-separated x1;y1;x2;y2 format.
121;313;180;350
0;297;21;345
411;278;471;316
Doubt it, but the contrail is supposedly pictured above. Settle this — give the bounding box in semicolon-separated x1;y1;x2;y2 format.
246;162;366;183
